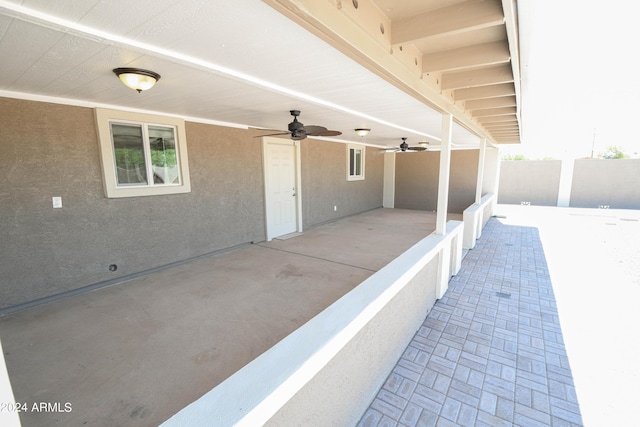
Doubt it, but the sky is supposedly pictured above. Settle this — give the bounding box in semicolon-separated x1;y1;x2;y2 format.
503;1;640;159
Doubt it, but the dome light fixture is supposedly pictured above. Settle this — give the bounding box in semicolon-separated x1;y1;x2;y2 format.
354;128;371;137
113;67;161;93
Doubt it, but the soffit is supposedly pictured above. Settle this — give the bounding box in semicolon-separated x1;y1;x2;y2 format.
0;0;520;149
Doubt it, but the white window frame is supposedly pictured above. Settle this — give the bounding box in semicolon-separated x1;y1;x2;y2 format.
347;144;365;181
95;108;191;198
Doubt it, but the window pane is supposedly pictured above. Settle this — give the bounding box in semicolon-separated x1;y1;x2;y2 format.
355;149;362;176
111;123;147;185
148;125;179;184
349;149;355;176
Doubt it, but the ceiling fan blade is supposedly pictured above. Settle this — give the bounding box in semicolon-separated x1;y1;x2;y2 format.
309;130;342;137
299;125;327;134
409;146;427;151
253;132;290;138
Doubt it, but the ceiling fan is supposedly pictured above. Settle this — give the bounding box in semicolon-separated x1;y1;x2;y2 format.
255;110;342;141
386;137;429;152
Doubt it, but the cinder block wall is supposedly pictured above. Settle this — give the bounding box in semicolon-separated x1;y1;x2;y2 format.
571;159;640;209
498;159;640;209
498;160;562;206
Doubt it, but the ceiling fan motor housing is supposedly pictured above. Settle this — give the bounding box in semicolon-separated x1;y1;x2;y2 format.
288;118;304;133
291;130;306;140
288;110;304;133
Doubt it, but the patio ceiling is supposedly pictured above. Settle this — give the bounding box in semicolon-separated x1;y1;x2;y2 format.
0;0;521;149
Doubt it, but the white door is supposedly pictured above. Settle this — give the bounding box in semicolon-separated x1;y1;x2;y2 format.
264;139;298;239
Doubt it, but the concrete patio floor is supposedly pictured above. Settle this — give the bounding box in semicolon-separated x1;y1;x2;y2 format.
0;208;458;427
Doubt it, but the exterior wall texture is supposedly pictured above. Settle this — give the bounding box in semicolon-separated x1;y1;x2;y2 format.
0;97;383;310
394;150;479;213
571;159;640;209
498;160;562;206
394;152;439;211
301;141;383;227
498;159;640;209
1;98;266;309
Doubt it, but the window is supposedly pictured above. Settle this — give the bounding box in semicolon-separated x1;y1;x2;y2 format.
95;108;191;198
347;144;365;181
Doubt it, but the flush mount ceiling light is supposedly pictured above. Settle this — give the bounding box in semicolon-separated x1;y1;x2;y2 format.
112;67;161;93
354;128;371;137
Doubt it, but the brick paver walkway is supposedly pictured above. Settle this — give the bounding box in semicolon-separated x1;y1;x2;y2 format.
358;218;583;427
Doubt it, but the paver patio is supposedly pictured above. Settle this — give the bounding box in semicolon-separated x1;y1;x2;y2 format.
359;216;583;427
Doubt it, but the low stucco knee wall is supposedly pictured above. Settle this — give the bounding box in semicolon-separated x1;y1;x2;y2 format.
463;193;496;249
161;221;464;427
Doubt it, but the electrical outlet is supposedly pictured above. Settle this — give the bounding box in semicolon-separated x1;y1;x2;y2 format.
52;197;62;208
333;205;337;211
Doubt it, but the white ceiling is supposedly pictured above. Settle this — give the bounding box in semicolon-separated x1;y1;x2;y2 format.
0;0;523;150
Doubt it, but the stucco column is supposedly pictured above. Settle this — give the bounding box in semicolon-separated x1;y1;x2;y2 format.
382;152;396;208
475;138;487;204
436;113;453;235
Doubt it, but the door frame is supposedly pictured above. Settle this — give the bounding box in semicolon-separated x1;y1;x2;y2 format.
262;137;303;241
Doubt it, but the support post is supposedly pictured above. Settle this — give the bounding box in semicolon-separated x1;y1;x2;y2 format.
436;113;453;235
382;152;396;208
475;138;487;204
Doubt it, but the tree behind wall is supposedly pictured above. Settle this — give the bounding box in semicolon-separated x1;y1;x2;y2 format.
597;145;627;159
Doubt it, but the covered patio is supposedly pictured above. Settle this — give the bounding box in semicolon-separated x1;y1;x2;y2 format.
1;208;460;426
3;1;639;426
5;205;639;426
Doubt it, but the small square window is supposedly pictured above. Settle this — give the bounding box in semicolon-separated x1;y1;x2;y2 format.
95;108;191;198
347;144;365;181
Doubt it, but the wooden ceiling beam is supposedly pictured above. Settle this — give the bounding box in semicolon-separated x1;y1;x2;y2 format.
491;130;520;135
423;41;510;73
454;83;515;101
488;129;520;136
465;95;516;110
476;115;517;123
263;0;521;145
483;123;519;130
262;0;502;143
472;106;517;117
442;64;513;90
484;119;518;124
391;0;504;45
